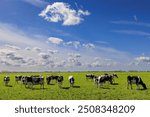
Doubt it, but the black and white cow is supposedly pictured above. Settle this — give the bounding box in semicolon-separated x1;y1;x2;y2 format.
46;75;59;85
68;76;75;87
110;73;118;84
4;76;10;86
127;75;147;90
15;75;22;83
95;73;118;88
24;75;44;89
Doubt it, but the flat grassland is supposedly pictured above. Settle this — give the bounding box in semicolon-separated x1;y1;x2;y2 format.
0;72;150;100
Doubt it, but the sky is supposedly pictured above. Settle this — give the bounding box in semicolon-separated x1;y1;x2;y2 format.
0;0;150;71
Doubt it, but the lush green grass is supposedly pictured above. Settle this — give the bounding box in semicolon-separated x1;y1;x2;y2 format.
0;72;150;100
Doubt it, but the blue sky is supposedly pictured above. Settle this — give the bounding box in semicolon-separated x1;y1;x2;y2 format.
0;0;150;71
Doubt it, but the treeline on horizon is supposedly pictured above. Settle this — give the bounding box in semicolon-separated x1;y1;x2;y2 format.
0;70;150;73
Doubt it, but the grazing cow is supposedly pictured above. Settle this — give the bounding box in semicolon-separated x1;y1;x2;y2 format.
95;73;118;88
68;76;75;87
127;75;147;90
4;76;10;86
86;74;96;80
110;73;118;83
15;75;22;83
24;75;44;89
46;75;59;85
57;76;63;88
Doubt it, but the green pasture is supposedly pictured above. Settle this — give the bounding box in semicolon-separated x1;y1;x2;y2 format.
0;72;150;100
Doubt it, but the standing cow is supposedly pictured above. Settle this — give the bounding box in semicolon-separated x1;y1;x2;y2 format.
68;76;75;87
46;75;59;85
4;76;10;86
15;75;22;83
24;75;44;89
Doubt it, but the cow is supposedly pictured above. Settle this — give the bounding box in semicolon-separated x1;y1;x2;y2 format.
24;75;44;89
57;76;63;88
95;73;118;88
127;75;147;90
46;75;59;85
68;76;75;87
110;73;118;84
86;74;96;80
15;75;23;83
4;76;10;86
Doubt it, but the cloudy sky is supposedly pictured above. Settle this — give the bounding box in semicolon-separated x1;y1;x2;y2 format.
0;0;150;71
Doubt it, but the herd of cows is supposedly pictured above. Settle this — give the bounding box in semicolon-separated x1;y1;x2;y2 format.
3;75;75;89
86;73;147;90
3;73;147;90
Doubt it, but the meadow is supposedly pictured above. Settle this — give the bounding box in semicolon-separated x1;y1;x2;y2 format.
0;72;150;100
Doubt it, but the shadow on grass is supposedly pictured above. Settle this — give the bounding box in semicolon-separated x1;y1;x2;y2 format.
26;87;48;90
112;83;119;85
6;85;13;87
73;86;80;88
61;86;81;89
99;87;110;89
47;84;55;85
138;88;148;91
62;87;70;90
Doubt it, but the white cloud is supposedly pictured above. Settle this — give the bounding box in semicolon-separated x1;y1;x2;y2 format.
87;57;118;68
135;56;150;63
23;0;48;7
39;2;90;26
48;37;63;45
32;47;42;52
82;43;95;49
39;52;50;59
67;53;82;67
5;44;21;50
64;41;81;48
0;22;139;71
25;47;31;51
48;49;58;54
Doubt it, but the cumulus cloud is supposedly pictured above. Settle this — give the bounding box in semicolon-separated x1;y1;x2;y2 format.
39;2;90;26
87;57;118;68
39;52;50;59
0;47;27;66
67;53;82;66
48;49;58;54
25;47;31;51
135;56;150;63
130;56;150;66
64;41;81;48
48;37;63;45
5;44;21;50
32;47;41;52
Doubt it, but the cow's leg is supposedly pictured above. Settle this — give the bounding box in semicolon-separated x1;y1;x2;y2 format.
130;83;133;89
137;84;140;90
99;83;101;88
127;83;129;89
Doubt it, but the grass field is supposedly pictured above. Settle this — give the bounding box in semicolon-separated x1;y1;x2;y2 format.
0;72;150;100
